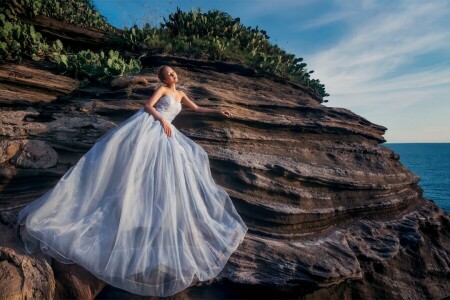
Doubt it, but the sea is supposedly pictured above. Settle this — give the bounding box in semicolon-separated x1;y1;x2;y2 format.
384;143;450;212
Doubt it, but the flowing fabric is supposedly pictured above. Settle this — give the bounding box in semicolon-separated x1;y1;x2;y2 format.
17;94;248;297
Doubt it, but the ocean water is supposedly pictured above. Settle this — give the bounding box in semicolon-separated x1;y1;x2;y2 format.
384;143;450;212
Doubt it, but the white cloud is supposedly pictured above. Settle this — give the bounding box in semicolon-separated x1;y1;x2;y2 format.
208;0;316;19
306;0;450;142
296;10;357;30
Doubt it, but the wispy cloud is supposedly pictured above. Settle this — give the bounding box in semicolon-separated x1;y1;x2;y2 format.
296;10;357;30
306;0;450;141
228;0;316;18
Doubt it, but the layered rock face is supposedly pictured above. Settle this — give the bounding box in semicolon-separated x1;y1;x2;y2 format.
1;57;449;300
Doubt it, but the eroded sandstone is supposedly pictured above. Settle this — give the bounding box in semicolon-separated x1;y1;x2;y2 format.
0;57;449;300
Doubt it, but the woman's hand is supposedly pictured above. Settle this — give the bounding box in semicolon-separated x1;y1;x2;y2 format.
218;109;232;117
161;119;172;137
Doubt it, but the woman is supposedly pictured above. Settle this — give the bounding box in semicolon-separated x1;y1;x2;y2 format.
17;65;248;297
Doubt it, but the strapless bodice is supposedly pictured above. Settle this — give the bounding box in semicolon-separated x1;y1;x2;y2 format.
153;94;182;123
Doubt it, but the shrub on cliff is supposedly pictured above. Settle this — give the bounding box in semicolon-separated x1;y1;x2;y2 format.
52;49;141;85
0;1;329;100
0;15;48;61
0;2;141;86
117;7;329;99
2;0;112;31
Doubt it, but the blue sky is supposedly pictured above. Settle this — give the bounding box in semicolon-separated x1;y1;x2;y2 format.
92;0;450;143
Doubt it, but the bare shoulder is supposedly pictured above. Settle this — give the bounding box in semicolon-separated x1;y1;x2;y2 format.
177;90;188;103
146;85;168;107
157;85;168;94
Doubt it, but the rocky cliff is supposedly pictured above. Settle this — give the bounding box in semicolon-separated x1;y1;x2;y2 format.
0;19;449;300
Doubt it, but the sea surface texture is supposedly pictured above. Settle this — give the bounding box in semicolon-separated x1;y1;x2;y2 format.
385;143;450;212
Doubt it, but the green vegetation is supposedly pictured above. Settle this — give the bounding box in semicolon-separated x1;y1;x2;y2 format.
52;49;141;85
0;14;49;61
2;0;112;31
0;1;329;100
119;7;329;99
0;1;140;85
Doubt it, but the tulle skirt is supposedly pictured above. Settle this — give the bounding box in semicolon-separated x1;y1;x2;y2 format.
17;108;248;297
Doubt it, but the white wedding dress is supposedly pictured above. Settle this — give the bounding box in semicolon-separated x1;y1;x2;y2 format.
17;94;248;297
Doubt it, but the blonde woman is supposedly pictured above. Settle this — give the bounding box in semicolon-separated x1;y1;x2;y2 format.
17;65;248;297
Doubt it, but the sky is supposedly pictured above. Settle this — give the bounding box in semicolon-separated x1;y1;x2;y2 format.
92;0;450;143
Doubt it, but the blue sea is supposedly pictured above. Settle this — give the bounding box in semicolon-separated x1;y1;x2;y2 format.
384;143;450;212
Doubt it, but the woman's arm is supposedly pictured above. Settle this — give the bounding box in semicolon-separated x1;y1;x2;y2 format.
180;91;232;117
144;86;166;122
145;87;174;136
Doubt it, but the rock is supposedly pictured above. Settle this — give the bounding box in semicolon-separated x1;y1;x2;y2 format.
8;140;58;169
0;211;106;300
1;56;449;299
52;260;107;300
0;63;77;105
6;140;58;169
0;109;49;138
111;76;149;89
22;15;115;51
0;246;55;300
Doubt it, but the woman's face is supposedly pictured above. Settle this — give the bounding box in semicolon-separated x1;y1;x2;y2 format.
164;67;178;84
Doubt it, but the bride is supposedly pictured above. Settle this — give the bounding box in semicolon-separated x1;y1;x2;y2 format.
17;65;249;297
